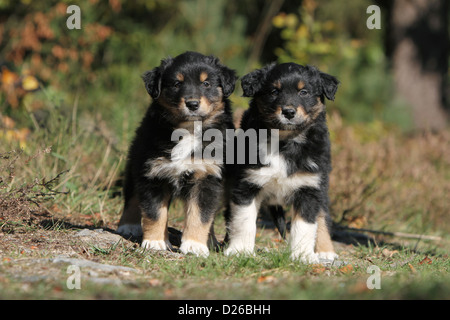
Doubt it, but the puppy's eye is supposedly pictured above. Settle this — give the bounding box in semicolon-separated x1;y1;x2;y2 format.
202;81;210;88
299;89;308;96
271;89;279;96
174;81;182;89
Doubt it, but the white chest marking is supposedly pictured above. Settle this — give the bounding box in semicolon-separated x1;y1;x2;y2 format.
145;132;222;182
244;153;320;204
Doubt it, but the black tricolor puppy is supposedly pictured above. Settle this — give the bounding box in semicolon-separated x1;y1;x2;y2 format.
117;51;236;257
224;63;338;263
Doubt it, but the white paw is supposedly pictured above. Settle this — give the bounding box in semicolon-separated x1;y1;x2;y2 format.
117;224;142;238
180;240;209;257
224;243;254;257
290;250;320;264
141;239;172;251
318;251;339;261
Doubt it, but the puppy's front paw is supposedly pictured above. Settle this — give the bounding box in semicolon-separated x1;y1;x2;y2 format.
224;243;254;257
141;239;172;251
318;251;338;261
180;239;209;257
223;246;239;257
290;250;320;264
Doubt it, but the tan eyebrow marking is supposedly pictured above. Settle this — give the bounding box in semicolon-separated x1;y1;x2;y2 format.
200;72;208;82
176;73;184;81
298;81;305;90
273;80;281;89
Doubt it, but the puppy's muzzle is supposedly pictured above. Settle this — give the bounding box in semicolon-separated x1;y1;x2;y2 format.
186;100;200;111
282;107;296;120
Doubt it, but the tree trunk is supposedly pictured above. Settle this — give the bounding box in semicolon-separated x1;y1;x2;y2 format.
389;0;449;130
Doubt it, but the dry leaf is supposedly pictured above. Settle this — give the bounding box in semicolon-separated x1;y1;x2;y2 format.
339;264;354;274
419;256;432;265
311;264;327;275
21;75;40;91
52;285;63;293
257;275;276;283
1;66;19;86
408;263;417;273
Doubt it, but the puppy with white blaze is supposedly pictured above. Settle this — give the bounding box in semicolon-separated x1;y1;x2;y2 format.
224;63;339;263
117;52;237;257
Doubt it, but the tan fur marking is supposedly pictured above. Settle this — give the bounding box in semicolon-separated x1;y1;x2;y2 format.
158;96;183;122
277;130;297;140
298;81;305;90
275;106;282;115
178;97;186;109
118;195;141;226
315;210;335;254
200;72;208;82
296;105;308;118
176;73;184;81
178;121;197;130
142;197;170;243
199;96;213;114
290;171;320;180
203;101;227;127
273;80;281;89
182;199;212;245
192;165;221;180
311;101;325;120
233;108;245;129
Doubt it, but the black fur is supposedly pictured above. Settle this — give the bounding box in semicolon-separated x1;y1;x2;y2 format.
229;62;338;238
123;51;236;248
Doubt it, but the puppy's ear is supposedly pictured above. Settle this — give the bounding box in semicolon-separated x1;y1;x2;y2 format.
219;66;237;98
142;67;162;99
241;63;276;97
206;55;237;98
142;57;173;99
319;71;339;101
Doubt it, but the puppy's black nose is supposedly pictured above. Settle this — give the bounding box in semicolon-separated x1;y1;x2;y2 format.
282;108;296;120
186;100;200;111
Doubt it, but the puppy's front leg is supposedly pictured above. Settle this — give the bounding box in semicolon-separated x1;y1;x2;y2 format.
315;209;338;261
290;216;319;264
290;188;321;264
180;177;223;257
180;198;213;257
139;186;172;251
224;199;259;256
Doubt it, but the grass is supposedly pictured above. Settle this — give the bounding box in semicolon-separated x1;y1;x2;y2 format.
0;224;448;300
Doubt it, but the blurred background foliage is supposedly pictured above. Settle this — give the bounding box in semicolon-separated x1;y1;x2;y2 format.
0;0;449;234
0;0;430;128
